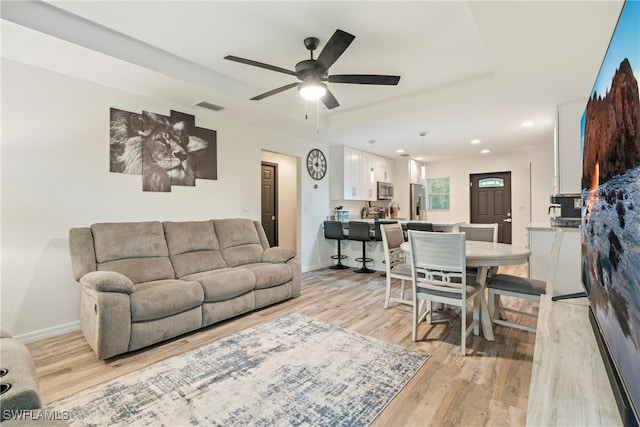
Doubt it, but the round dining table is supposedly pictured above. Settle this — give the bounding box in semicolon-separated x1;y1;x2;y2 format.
400;239;531;341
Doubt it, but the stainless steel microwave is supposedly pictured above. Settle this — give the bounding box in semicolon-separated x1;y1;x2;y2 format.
377;181;394;200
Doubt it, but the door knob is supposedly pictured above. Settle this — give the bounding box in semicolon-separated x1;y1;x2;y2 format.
503;218;512;222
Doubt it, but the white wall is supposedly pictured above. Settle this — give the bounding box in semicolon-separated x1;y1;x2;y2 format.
558;100;585;194
530;141;556;223
424;144;554;248
1;59;332;339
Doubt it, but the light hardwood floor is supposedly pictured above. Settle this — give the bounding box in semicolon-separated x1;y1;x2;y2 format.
27;264;537;426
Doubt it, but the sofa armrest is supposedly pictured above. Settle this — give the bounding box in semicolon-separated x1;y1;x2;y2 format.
80;271;134;294
263;247;296;263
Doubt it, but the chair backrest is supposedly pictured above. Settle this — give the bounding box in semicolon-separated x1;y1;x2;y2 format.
380;223;406;271
374;220;398;241
348;221;372;242
323;221;345;240
408;230;467;299
546;228;565;294
458;223;498;243
406;222;434;232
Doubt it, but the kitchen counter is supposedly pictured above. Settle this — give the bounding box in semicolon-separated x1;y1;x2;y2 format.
340;219;463;232
527;222;581;231
527;225;582;296
322;220;463;271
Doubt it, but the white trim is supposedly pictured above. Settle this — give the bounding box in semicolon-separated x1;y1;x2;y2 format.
12;321;80;344
302;262;331;273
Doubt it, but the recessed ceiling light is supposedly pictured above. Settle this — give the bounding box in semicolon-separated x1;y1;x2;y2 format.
395;149;405;153
481;149;490;154
470;139;481;144
521;121;534;127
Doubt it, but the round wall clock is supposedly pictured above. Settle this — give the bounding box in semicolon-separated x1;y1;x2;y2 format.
306;149;327;180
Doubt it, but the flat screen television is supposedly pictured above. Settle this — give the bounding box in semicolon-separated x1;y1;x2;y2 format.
581;1;640;425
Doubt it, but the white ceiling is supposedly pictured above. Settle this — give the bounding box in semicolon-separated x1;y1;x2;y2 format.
1;0;624;162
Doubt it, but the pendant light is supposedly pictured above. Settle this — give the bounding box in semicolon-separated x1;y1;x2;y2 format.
369;140;375;183
419;132;427;180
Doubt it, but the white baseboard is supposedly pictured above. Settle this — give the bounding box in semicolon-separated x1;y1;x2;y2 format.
302;262;331;273
13;320;80;344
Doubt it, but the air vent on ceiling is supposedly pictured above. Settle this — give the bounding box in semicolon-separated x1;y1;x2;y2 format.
194;101;225;111
400;153;411;157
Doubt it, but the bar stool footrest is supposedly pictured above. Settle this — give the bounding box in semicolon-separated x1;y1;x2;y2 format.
354;257;375;273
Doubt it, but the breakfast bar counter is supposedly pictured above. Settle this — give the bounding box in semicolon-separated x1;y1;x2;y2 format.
323;220;463;271
339;219;462;233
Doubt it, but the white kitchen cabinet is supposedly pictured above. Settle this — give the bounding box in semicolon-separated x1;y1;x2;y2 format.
527;226;583;296
378;157;395;184
361;151;376;201
409;159;423;184
330;145;363;200
330;145;395;201
558;101;583;194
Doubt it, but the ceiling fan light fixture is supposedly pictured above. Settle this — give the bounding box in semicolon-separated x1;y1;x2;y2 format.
298;81;327;100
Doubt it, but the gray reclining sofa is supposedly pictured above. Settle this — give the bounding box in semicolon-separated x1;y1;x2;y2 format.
68;218;300;359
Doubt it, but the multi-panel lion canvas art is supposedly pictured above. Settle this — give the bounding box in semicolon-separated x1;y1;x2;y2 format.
109;108;217;192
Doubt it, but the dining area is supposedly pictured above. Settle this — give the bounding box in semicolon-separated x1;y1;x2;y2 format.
399;227;535;349
323;219;560;356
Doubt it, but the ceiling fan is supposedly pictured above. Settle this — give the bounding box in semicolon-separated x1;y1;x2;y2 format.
224;29;401;110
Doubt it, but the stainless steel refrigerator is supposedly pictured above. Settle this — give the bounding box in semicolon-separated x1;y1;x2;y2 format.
410;183;426;220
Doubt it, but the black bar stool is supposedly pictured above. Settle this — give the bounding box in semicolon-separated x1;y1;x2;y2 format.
406;222;434;231
404;222;434;240
323;221;349;269
348;221;375;273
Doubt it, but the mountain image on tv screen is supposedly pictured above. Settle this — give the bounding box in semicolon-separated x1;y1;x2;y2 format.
580;0;640;420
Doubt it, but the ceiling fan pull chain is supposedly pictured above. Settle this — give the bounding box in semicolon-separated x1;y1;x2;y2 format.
305;99;309;120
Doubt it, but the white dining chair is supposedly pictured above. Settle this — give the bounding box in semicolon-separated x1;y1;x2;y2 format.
459;223;498;280
487;228;565;333
408;230;481;356
458;223;498;243
380;223;413;308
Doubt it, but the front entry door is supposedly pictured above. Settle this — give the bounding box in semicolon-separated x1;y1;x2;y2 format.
470;172;512;244
261;162;278;247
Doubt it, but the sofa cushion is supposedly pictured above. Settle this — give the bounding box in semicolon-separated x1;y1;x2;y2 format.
183;268;255;303
237;263;293;290
98;257;175;284
213;219;264;267
0;336;42;419
164;221;227;277
263;247;296;263
130;279;204;322
69;227;98;280
92;222;168;262
91;222;174;283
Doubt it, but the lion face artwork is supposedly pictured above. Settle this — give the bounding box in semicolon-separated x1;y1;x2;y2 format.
109;108;217;192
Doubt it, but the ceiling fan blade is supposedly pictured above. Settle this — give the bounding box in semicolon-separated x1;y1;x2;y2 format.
321;89;340;110
328;74;401;85
314;29;355;72
224;55;297;76
250;82;299;100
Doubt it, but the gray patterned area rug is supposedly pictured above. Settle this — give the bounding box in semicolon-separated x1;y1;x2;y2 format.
49;313;428;426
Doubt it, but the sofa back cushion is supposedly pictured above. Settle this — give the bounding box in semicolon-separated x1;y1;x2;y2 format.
213;219;264;267
69;227;98;280
91;222;175;284
163;221;227;278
